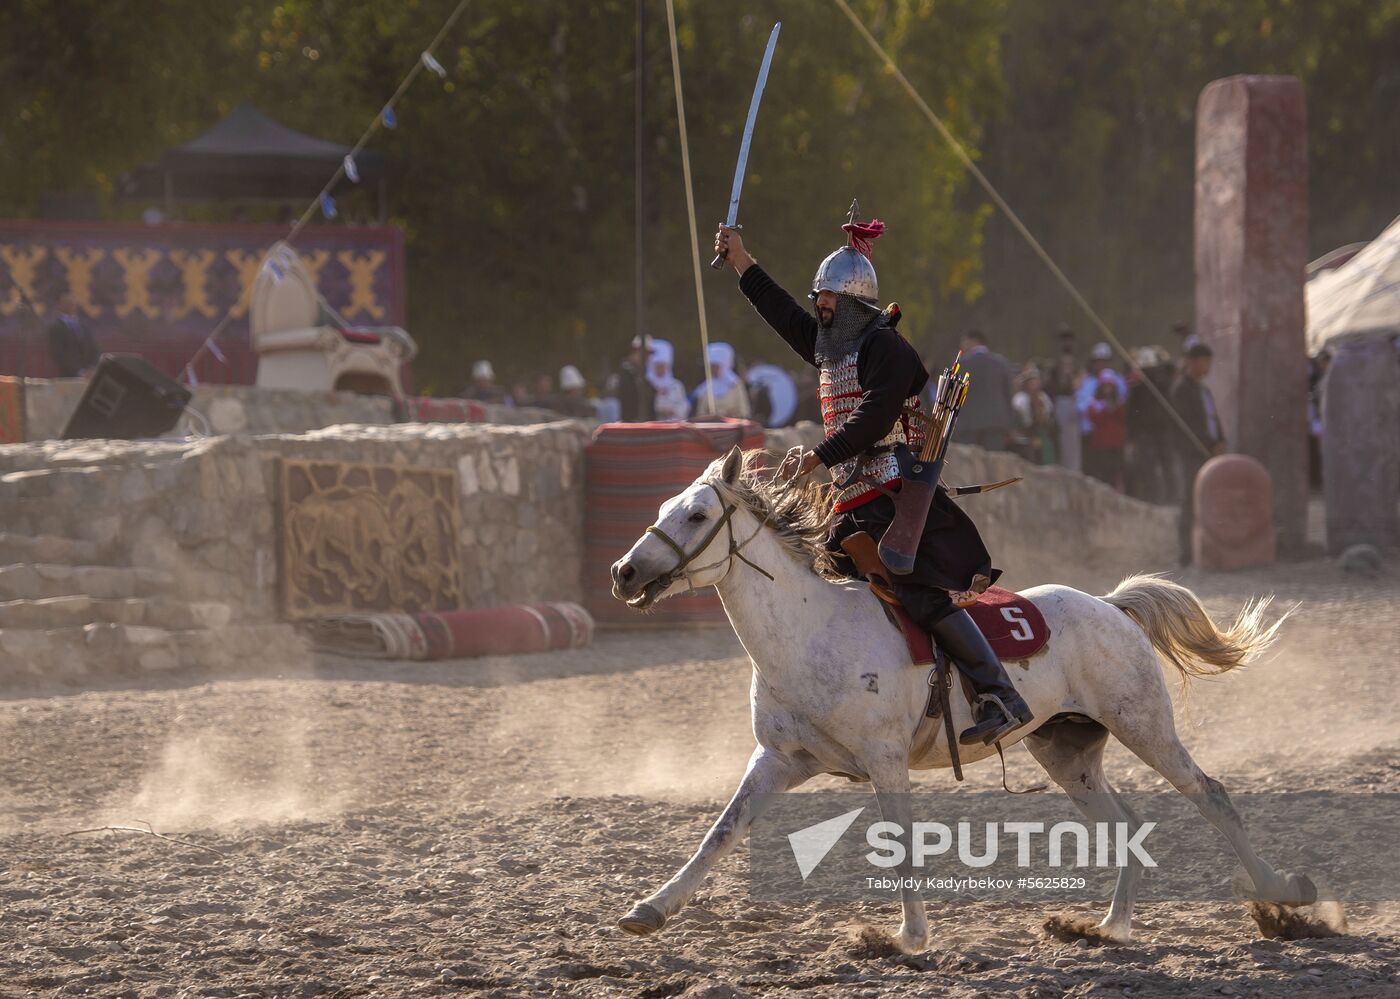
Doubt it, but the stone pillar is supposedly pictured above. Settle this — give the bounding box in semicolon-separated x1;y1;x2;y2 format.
1322;337;1400;553
1195;75;1309;553
1193;454;1275;570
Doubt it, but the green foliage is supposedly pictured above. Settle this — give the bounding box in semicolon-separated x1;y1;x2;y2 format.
0;0;1004;390
959;0;1400;361
0;1;244;209
2;0;1397;387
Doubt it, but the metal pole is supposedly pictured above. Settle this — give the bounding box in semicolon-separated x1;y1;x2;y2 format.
663;0;716;414
634;0;646;347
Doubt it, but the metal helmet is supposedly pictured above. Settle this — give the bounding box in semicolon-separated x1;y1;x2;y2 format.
810;245;879;305
812;197;873;299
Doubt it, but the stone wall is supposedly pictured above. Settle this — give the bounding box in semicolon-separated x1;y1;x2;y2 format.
937;445;1177;592
765;423;1177;592
251;423;588;610
0;421;590;624
0;416;1171;641
19;378;565;441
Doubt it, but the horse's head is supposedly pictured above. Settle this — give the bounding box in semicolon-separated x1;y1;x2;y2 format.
612;446;747;610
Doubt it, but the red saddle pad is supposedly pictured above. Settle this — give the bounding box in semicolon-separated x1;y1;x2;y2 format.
888;584;1049;664
964;585;1050;659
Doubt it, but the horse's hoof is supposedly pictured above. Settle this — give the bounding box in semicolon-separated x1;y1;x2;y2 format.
1247;898;1347;940
1234;868;1319;907
618;902;666;936
896;927;929;954
1285;873;1318;907
1042;912;1124;945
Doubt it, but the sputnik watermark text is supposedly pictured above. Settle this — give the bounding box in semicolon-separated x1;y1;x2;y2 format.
861;819;1157;871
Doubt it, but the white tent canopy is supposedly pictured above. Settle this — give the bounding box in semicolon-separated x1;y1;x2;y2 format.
1307;214;1400;354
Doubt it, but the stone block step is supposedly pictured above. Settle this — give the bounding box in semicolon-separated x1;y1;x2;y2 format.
173;624;311;672
0;622;312;682
0;466;112;502
0;500;85;538
0;624;166;679
0;564;175;602
0;595;232;631
0;533;107;567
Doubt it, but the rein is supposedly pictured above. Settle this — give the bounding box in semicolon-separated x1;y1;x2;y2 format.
645;482;775;592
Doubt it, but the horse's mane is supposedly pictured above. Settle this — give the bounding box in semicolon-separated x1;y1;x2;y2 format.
707;450;843;580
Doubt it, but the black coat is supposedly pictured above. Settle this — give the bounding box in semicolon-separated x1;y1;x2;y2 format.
1169;374;1225;462
611;360;655;422
955;348;1014;435
1126;363;1176;444
738;264;997;593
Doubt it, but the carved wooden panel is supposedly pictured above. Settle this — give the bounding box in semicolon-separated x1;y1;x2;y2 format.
279;458;463;620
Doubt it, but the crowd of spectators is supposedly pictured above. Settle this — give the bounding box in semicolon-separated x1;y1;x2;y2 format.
464;326;1222;484
460;335;783;426
943;326;1223;500
460;322;1308;565
35;264;1317;563
941;325;1232;564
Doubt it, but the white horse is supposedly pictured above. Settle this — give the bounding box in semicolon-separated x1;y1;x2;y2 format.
609;447;1329;952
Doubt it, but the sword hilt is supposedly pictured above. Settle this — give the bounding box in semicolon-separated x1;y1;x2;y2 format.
710;223;742;270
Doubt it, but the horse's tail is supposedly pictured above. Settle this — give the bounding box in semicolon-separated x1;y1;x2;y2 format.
1103;573;1286;681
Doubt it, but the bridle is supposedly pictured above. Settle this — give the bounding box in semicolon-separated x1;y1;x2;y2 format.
643;482;775;593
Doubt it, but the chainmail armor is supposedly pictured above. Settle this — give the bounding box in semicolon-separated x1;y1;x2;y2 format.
814;294;880;365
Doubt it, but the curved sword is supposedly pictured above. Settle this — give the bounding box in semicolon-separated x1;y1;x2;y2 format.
710;22;781;269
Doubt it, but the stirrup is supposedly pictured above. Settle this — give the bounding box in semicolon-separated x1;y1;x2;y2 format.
959;693;1028;747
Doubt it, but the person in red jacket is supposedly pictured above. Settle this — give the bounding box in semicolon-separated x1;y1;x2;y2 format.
1085;374;1127;490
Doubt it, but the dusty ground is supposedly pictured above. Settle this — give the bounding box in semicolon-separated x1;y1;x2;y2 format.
1;556;1398;998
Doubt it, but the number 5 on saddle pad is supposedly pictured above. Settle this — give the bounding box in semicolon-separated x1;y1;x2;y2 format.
881;586;1049;666
840;532;1049;662
964;586;1049;660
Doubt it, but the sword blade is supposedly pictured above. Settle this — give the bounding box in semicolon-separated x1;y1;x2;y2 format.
723;22;781;227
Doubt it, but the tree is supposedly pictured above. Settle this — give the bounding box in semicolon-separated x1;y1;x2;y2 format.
954;0;1400;362
6;0;1395;390
1;0;1007;391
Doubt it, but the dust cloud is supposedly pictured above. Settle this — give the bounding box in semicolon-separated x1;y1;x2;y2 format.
473;657;757;803
96;726;345;832
88;681;350;832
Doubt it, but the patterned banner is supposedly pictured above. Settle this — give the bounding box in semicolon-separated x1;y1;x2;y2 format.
279;458;463;620
0;220;405;384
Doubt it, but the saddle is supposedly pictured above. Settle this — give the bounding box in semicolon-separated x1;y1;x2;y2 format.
839;533;1049;783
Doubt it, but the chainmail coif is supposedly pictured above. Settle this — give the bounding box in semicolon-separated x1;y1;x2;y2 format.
815;294;881;365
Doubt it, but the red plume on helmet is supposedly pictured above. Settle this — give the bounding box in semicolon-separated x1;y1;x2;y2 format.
811;200;883;304
842;218;886;259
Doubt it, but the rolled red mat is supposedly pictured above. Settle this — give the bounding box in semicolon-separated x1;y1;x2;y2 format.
404;396;489;423
308;602;594;660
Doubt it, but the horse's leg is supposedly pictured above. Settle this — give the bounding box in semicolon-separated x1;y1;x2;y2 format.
864;748;928;954
617;746;811;936
1102;702;1315;908
1024;720;1144;943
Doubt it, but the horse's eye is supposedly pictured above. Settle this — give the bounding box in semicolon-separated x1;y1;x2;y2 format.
689;511;707;523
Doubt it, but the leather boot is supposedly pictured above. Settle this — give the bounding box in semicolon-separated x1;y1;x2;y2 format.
930;609;1034;745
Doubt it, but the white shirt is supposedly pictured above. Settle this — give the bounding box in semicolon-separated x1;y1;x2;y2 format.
653;378;690;421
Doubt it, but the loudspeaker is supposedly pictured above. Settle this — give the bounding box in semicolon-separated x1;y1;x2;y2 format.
61;354;192;441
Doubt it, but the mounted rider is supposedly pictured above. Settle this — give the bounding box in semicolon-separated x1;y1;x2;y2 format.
713;207;1034;746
